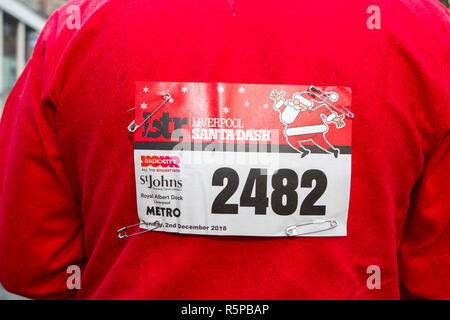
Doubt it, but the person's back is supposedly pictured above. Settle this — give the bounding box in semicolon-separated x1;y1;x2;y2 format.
0;0;448;299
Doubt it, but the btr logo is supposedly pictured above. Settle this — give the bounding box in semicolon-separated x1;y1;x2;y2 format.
142;112;188;139
141;155;181;168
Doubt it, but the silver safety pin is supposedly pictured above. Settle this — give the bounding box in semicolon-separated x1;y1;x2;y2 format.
308;85;354;119
117;220;162;239
128;93;171;133
286;219;338;236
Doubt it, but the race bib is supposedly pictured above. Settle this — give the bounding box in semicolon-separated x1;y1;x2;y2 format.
132;82;352;237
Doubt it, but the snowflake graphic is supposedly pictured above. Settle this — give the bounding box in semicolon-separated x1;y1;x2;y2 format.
223;107;230;114
140;103;148;110
244;101;250;107
217;86;224;93
181;86;187;93
238;87;245;94
143;87;149;93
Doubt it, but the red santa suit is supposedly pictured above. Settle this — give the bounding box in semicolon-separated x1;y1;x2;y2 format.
273;92;340;157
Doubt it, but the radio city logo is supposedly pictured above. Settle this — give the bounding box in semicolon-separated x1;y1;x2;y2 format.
141;155;181;168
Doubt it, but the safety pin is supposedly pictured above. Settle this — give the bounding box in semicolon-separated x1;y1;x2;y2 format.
128;93;171;132
117;220;162;239
308;85;354;119
286;219;338;236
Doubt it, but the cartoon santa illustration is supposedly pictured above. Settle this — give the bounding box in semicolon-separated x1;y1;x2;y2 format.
270;89;345;158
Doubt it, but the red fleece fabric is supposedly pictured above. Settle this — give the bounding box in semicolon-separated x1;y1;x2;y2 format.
0;0;448;299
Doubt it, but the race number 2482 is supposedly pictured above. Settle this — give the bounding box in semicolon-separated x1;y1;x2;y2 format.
211;167;328;216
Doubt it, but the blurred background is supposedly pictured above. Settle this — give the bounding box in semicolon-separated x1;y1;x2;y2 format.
0;0;449;300
0;0;66;116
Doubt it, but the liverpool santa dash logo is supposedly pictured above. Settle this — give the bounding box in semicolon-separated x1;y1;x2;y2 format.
133;83;352;156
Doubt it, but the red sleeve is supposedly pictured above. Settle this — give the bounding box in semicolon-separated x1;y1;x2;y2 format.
0;11;85;299
398;54;450;300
